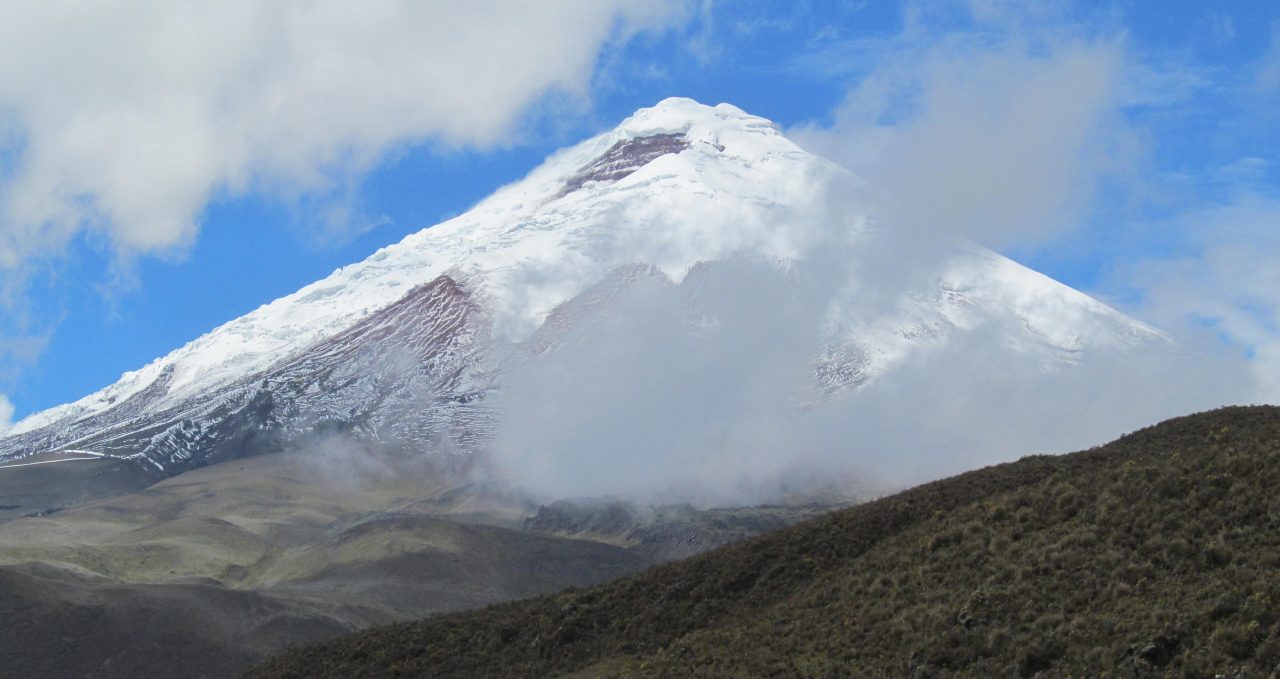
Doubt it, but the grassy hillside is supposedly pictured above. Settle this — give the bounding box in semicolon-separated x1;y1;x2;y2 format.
249;406;1280;678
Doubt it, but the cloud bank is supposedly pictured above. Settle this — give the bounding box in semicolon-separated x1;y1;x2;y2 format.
0;1;692;267
487;254;1252;507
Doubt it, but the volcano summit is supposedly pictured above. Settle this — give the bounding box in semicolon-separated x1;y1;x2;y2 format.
0;98;1168;485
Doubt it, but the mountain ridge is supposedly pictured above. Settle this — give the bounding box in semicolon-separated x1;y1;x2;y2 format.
0;97;1168;476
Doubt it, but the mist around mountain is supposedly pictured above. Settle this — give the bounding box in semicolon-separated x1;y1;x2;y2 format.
250;406;1280;678
0;99;1253;511
0;100;1265;677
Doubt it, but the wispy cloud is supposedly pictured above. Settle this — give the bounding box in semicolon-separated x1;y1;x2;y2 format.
1257;22;1280;93
788;26;1134;251
1102;197;1280;400
786;1;1277;414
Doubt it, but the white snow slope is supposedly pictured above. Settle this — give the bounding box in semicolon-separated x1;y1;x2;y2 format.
2;98;1165;463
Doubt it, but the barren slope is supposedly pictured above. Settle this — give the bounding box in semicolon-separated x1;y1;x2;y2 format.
0;446;829;677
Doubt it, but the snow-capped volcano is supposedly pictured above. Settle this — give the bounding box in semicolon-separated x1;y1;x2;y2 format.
0;98;1166;473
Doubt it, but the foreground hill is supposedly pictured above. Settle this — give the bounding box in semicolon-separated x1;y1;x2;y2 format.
250;406;1280;678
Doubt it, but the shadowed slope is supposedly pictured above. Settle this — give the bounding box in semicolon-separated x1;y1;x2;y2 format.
250;406;1280;678
0;448;834;678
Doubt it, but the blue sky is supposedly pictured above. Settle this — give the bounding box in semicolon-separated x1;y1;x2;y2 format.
0;0;1277;425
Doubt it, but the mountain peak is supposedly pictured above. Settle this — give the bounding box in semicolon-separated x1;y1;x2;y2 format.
610;97;778;142
0;99;1168;472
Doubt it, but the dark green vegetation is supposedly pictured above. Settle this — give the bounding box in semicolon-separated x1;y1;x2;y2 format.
249;406;1280;678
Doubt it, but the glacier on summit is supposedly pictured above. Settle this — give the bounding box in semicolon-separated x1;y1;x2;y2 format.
0;98;1176;481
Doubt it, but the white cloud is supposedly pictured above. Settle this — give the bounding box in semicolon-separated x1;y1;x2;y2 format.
0;0;693;266
1103;197;1280;402
788;27;1133;252
0;394;13;434
488;256;1250;506
490;259;833;504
